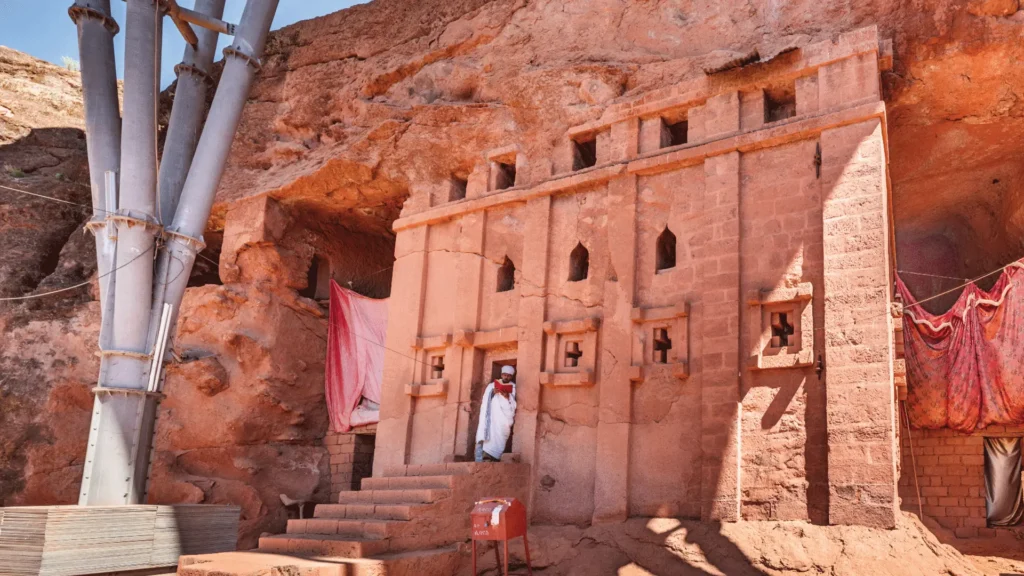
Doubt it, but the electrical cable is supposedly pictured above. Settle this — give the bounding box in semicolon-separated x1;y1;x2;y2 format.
0;245;154;301
809;256;1023;333
896;269;969;282
0;183;103;211
3;180;222;275
10;172;1024;356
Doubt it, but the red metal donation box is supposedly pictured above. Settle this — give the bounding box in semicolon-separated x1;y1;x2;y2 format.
470;498;532;576
471;498;527;540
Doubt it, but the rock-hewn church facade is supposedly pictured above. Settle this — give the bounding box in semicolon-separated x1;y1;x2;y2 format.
375;26;898;528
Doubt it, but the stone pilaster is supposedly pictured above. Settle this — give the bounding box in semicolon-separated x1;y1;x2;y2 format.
373;225;429;476
699;151;742;521
512;195;552;517
821;118;897;528
442;211;486;459
592;173;638;523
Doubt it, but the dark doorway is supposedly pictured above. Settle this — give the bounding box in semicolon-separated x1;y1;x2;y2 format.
351;434;376;490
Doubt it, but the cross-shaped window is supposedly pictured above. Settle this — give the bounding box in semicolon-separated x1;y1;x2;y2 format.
653;328;672;364
564;341;583;368
770;312;795;348
430;355;445;379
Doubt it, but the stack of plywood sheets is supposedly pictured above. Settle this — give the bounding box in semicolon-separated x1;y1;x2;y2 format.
151;505;239;567
0;505;239;576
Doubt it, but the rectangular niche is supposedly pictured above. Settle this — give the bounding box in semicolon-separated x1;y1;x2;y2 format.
764;82;797;123
406;333;451;396
540;317;600;387
571;135;598;171
448;176;468;201
487;146;521;191
747;282;814;370
629;302;689;382
660;107;689;148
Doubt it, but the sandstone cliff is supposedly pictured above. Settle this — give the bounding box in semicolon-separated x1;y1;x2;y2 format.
217;0;1024;311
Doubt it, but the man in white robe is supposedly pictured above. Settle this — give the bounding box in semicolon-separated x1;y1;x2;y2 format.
475;365;517;462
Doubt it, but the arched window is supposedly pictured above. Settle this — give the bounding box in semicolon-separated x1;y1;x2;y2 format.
568;242;589;282
656;227;676;271
497;256;516;292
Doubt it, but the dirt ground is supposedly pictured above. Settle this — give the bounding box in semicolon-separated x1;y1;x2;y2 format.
464;513;1024;576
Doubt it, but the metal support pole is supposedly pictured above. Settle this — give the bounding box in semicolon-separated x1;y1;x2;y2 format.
158;0;226;224
69;0;121;310
80;0;164;506
80;0;279;506
157;0;279;338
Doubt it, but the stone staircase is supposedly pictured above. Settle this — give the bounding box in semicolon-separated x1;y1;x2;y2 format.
177;462;529;576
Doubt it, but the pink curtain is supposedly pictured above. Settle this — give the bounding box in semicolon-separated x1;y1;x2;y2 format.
898;261;1024;431
326;280;388;432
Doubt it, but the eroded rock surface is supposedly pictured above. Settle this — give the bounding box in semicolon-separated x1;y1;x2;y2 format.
217;0;1024;313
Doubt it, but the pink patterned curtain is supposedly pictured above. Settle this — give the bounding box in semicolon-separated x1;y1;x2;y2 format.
898;262;1024;432
325;280;388;432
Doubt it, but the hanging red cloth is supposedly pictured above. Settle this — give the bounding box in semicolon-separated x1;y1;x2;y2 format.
898;261;1024;431
326;280;389;432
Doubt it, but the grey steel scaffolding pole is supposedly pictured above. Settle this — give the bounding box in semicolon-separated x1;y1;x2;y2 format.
156;0;279;340
68;0;121;309
145;0;227;392
79;0;163;506
78;0;279;505
157;0;226;223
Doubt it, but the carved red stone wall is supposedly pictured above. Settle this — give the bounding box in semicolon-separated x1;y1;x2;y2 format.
374;26;898;528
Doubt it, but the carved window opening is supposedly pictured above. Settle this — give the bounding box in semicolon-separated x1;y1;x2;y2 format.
497;256;516;292
564;341;583;368
494;160;517;190
656;227;677;271
770;312;795;348
568;242;589;282
764;83;797;123
430;355;445;379
653;328;672;364
301;253;331;300
572;136;598;171
664;119;688;147
449;176;468;201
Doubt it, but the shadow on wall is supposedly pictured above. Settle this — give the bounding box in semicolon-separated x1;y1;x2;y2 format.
469;113;895;575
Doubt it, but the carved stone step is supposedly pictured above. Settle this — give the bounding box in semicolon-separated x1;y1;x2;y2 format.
258;534;389;558
360;475;454;491
336;488;450;505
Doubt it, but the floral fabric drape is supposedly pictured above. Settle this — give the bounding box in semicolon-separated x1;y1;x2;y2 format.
898;262;1024;431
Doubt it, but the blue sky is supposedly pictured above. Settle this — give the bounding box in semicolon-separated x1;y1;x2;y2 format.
0;1;365;87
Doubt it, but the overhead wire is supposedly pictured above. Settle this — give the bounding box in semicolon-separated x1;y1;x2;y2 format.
3;176;420;365
896;269;969;282
0;245;154;301
2;180;222;284
0;182;105;211
8;172;1024;365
